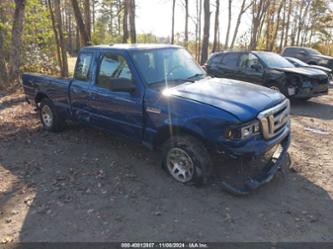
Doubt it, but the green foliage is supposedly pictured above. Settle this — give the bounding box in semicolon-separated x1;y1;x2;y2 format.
136;33;158;43
21;0;59;74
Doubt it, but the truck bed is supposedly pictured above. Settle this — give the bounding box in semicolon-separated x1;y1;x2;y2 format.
22;73;72;114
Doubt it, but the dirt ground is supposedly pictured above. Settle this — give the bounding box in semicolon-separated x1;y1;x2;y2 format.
0;88;333;242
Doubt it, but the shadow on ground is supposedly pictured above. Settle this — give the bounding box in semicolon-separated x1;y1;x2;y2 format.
291;99;333;120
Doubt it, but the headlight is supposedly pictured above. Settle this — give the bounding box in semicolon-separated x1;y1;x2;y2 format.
225;120;260;140
320;59;328;65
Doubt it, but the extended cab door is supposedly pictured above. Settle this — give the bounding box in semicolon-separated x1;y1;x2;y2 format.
238;53;264;85
88;51;144;141
69;52;94;122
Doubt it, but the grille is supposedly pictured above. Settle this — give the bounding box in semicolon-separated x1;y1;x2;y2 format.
257;99;290;140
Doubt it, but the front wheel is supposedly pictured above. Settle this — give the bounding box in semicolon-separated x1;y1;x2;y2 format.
39;98;65;132
162;135;211;186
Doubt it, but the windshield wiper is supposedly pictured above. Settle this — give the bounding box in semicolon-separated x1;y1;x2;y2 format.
186;73;206;81
149;78;188;86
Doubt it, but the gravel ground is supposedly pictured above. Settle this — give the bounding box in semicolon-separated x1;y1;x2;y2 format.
0;89;332;242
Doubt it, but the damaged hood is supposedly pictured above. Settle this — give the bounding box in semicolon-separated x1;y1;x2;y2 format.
304;65;332;73
273;67;328;77
164;78;285;122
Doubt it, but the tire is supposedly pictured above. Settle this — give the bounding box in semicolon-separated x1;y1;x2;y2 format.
39;98;65;132
162;134;211;186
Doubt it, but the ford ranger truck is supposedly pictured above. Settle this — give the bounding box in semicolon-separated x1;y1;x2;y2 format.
23;44;291;195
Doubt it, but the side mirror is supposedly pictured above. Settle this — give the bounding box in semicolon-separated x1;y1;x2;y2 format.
110;78;136;92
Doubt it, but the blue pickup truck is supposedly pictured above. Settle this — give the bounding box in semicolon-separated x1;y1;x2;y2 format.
23;44;291;194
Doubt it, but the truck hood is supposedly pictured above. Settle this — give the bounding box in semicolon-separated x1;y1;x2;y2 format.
164;78;285;122
273;67;328;77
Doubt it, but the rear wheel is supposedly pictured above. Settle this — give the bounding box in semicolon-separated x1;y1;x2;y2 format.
39;98;65;132
162;135;211;186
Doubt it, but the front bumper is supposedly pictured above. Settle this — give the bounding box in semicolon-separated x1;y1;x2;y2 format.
293;82;329;98
220;133;291;195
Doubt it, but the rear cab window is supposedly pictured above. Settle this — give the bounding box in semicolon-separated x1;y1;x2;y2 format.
74;53;93;81
221;53;240;67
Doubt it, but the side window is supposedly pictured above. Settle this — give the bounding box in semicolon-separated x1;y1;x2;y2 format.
74;53;92;81
239;53;261;70
97;54;132;89
283;48;292;56
221;53;239;67
209;55;222;65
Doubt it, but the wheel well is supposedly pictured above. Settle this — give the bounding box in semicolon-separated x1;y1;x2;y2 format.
35;92;48;105
154;125;207;149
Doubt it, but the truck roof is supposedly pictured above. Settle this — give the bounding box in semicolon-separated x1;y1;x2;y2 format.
80;43;181;52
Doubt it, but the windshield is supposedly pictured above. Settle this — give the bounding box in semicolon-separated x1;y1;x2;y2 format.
287;57;308;66
306;48;321;55
130;48;206;85
256;52;295;68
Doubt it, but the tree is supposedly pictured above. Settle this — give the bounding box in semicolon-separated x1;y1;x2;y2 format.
84;0;92;39
171;0;176;44
128;0;136;43
229;0;252;49
54;0;68;77
200;0;210;64
212;0;219;52
224;0;232;49
0;2;9;87
9;0;26;82
184;0;189;48
71;0;91;46
269;0;284;51
123;0;129;43
47;0;62;75
249;0;270;50
283;0;292;47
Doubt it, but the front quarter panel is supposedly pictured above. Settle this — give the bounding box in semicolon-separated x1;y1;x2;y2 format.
143;88;240;147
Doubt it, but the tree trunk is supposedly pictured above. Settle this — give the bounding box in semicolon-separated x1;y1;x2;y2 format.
0;4;8;88
224;0;232;49
123;0;129;43
200;0;210;65
84;0;91;40
128;0;136;43
198;0;202;62
92;0;95;33
171;0;176;44
270;0;284;51
283;0;291;47
184;0;189;48
54;0;68;77
212;0;219;52
249;0;270;50
278;2;286;52
230;0;252;49
47;0;62;74
9;0;26;83
71;0;90;46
